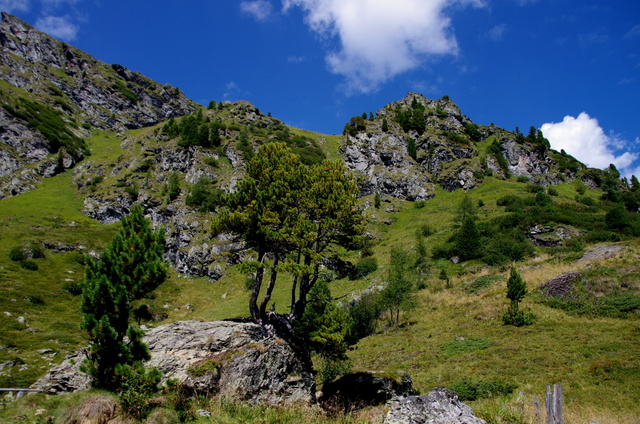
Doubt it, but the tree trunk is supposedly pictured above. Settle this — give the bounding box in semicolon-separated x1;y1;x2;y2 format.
249;250;266;323
259;256;280;322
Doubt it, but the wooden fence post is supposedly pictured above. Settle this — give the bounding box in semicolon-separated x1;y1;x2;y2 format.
544;384;563;424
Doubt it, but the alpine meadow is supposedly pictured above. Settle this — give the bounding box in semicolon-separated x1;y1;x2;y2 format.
0;12;639;424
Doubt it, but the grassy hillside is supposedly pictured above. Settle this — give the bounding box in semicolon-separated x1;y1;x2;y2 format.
1;121;639;424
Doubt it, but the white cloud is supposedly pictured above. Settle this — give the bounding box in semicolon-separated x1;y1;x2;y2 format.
35;15;78;40
282;0;485;93
541;112;638;172
487;23;508;41
0;0;30;13
240;0;273;21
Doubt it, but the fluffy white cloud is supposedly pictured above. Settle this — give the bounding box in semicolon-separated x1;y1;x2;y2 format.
240;0;273;21
34;15;77;41
282;0;484;92
541;112;637;172
0;0;30;13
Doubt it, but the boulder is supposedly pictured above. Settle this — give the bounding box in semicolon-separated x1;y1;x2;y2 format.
320;371;417;411
32;320;315;406
60;395;119;424
384;387;486;424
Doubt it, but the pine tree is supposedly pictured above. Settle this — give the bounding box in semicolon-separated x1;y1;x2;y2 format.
502;267;534;326
214;143;364;325
379;247;417;326
454;216;481;261
81;205;167;390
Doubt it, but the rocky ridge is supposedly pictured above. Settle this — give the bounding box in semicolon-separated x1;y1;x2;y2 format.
0;12;195;199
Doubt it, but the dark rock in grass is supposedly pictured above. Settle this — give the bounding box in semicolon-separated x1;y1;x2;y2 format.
540;272;581;298
384;387;486;424
320;371;417;411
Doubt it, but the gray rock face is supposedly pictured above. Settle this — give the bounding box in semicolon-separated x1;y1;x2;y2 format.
500;137;559;185
384;387;486;424
32;320;315;406
341;130;435;201
0;13;195;132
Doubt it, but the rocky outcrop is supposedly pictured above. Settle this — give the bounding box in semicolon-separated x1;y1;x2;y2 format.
32;320;316;406
320;371;417;410
500;137;559;185
528;225;583;247
384;387;486;424
0;12;195;199
341;131;435;201
0;13;195;132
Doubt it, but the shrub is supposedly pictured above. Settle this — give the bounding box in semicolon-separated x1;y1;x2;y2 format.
8;247;26;262
350;256;378;280
115;364;162;420
25;295;44;305
418;223;434;237
345;292;382;345
19;260;39;271
63;281;83;296
547;186;559;196
526;183;545;193
465;275;501;294
503;267;534;326
496;194;522;207
448;378;517;401
516;176;529;183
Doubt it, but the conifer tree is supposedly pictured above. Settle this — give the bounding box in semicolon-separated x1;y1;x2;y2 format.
502;267;534;326
214;143;364;326
81;205;167;390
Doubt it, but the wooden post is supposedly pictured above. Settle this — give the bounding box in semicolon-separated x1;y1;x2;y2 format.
545;385;553;424
544;384;563;424
553;385;563;424
534;396;541;424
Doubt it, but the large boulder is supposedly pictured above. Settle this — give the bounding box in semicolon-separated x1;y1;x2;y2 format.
32;320;315;406
384;387;486;424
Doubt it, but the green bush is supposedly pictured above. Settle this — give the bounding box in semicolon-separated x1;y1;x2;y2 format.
465;275;501;294
525;183;545;193
345;292;382;345
63;281;83;296
25;295;44;305
8;247;26;262
448;378;517;401
115;364;162;420
19;260;39;271
350;256;378;280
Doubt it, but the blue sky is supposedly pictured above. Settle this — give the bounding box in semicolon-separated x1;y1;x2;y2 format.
2;0;639;177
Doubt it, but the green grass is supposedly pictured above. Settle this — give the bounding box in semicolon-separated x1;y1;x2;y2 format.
0;171;118;387
0;118;639;423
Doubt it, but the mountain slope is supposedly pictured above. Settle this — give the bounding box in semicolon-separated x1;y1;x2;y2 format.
0;13;639;424
0;13;196;198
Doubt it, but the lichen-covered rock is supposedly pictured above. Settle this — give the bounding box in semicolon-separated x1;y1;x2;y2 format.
59;395;120;424
384;387;486;424
32;320;316;406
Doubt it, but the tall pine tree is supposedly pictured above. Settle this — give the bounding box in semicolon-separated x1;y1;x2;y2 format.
81;205;168;391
